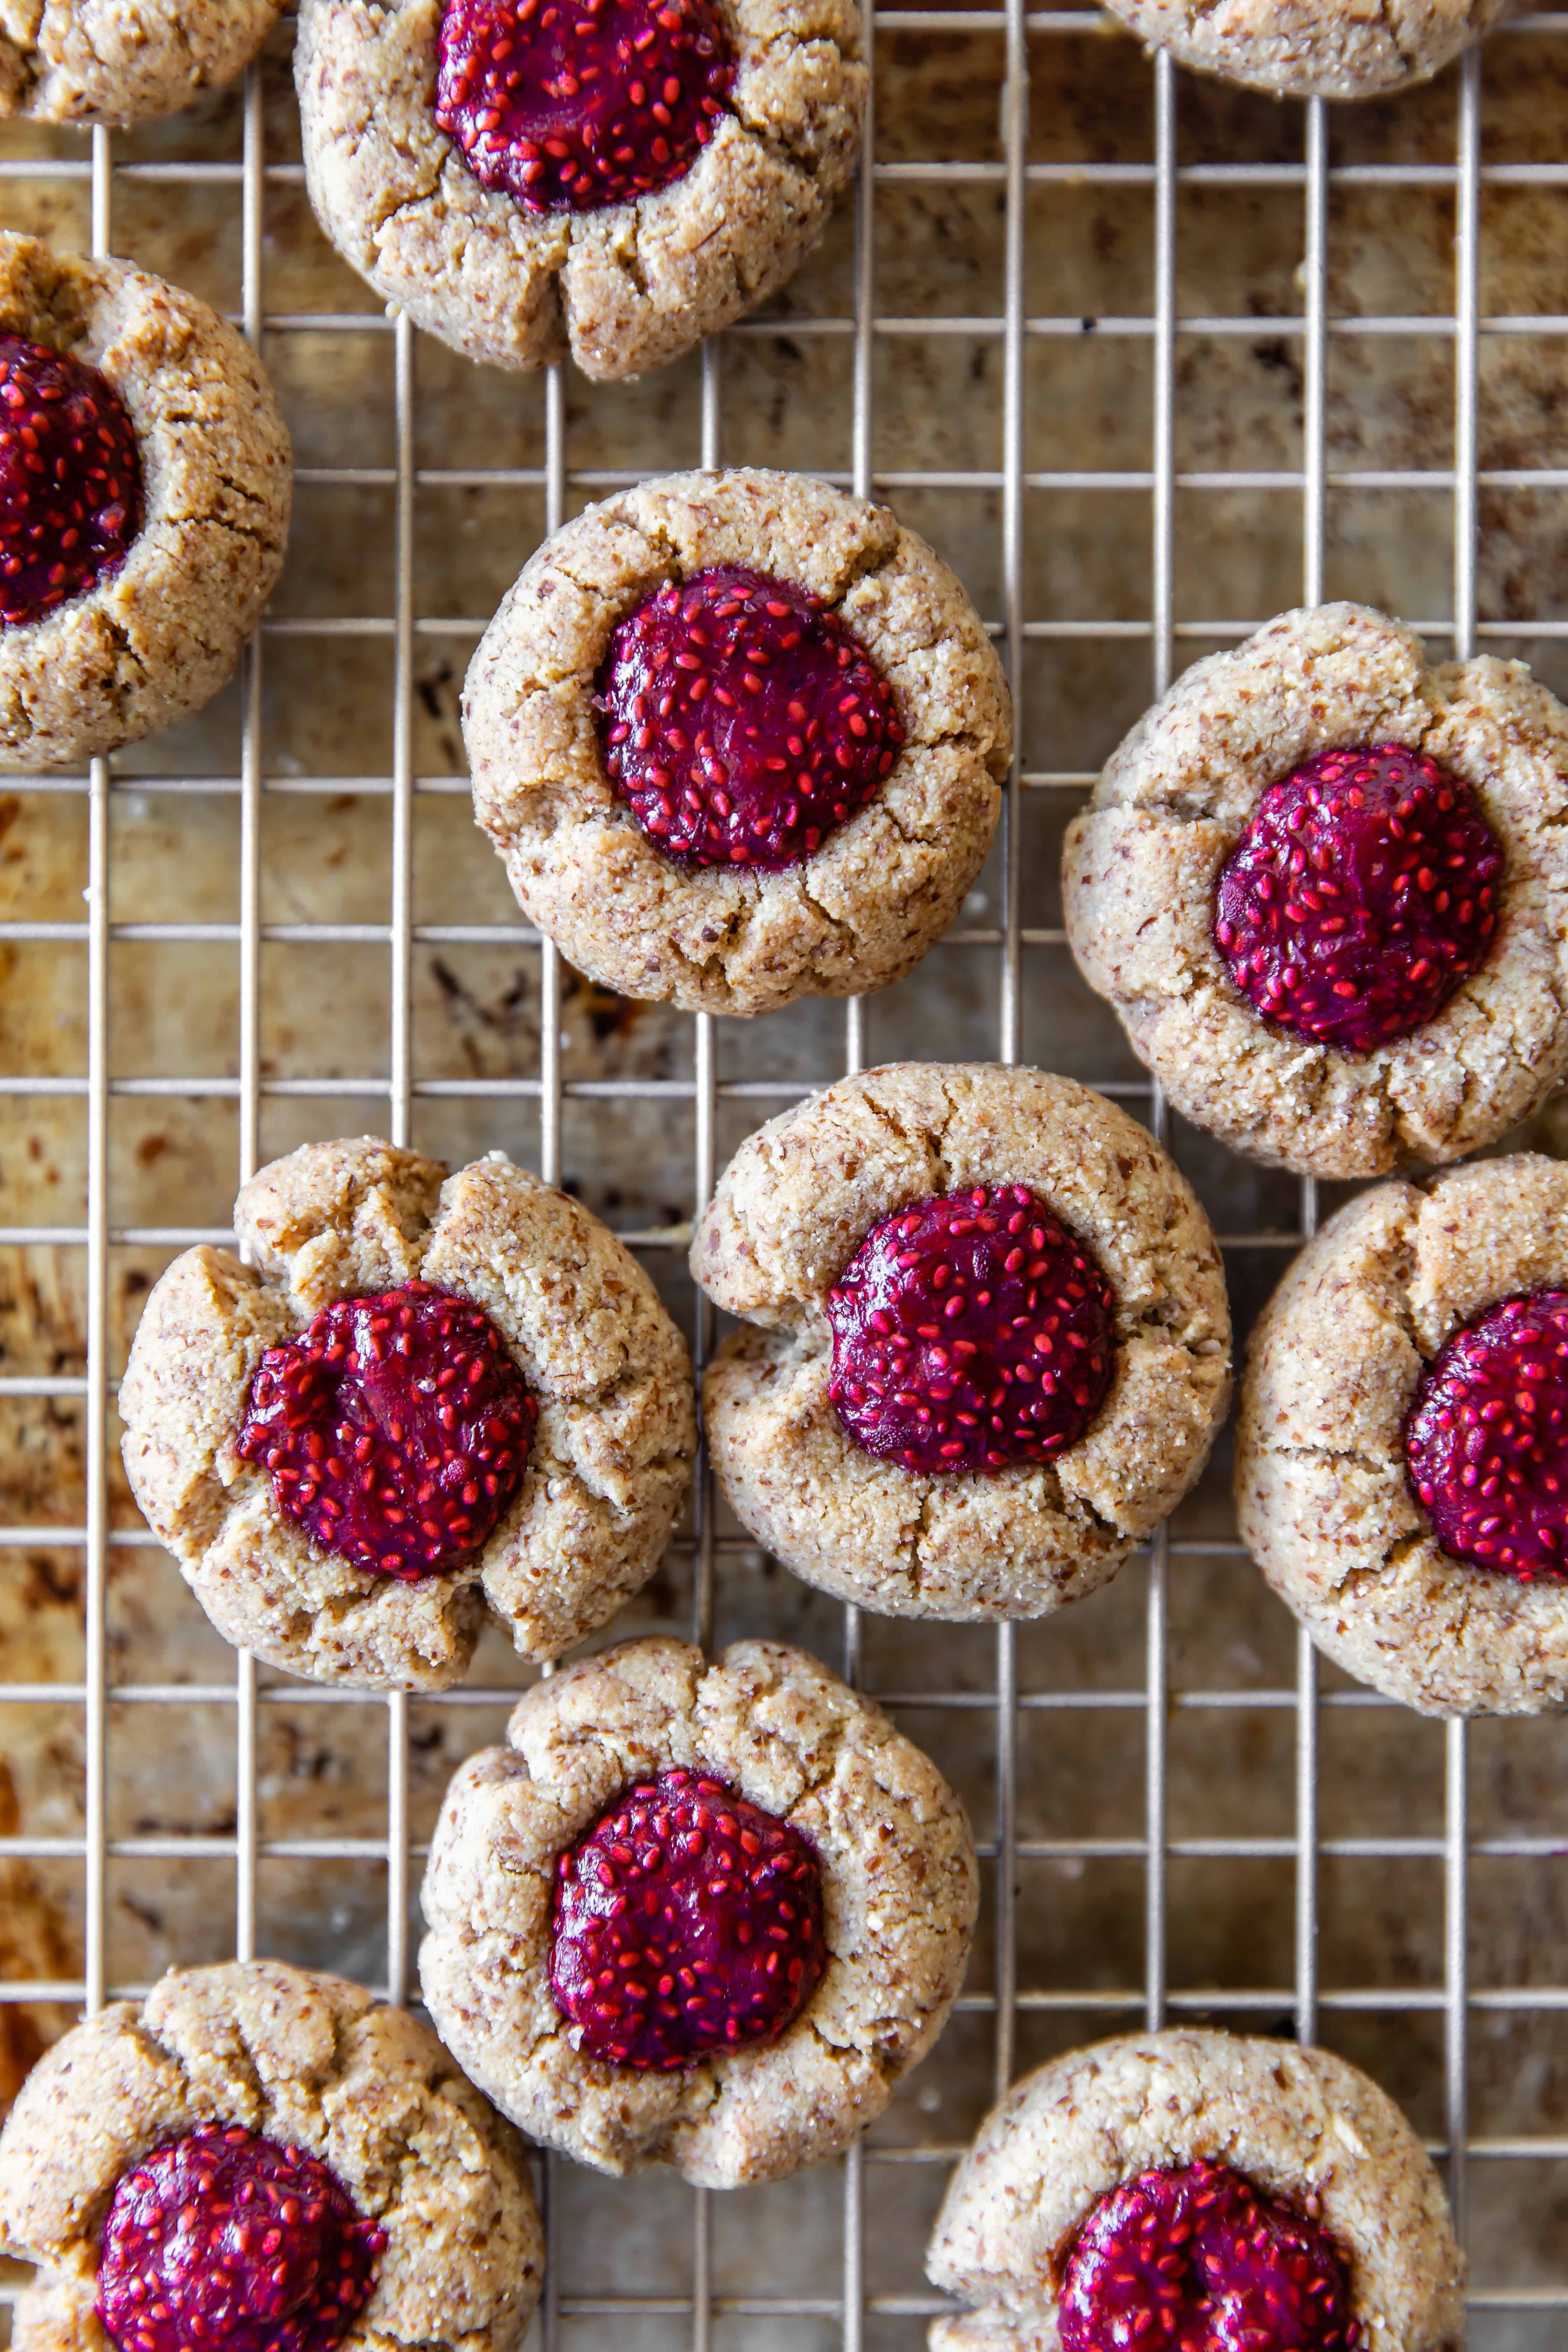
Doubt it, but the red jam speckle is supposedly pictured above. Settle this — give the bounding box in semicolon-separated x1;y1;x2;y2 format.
1213;743;1502;1052
0;334;142;627
96;2124;385;2352
826;1183;1116;1476
1059;2159;1362;2352
236;1280;536;1583
595;564;903;871
434;0;734;215
550;1765;827;2070
1406;1288;1568;1583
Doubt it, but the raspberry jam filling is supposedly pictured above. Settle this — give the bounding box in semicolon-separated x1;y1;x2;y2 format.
1405;1289;1568;1583
0;334;142;628
1213;743;1502;1052
826;1183;1116;1475
596;564;903;871
96;2123;385;2352
434;0;733;215
1059;2159;1362;2352
236;1280;536;1584
549;1766;827;2070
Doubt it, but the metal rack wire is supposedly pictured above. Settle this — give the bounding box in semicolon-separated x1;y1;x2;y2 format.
1;5;1567;2343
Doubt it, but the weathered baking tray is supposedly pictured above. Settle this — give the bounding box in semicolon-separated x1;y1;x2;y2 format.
2;5;1568;2344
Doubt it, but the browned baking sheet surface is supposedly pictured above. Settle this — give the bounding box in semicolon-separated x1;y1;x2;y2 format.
3;5;1568;2344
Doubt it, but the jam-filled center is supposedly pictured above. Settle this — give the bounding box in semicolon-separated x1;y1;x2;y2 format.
596;563;903;872
0;334;143;629
549;1765;827;2070
1405;1288;1568;1583
1213;742;1501;1052
826;1183;1116;1476
96;2124;385;2352
235;1280;536;1583
434;0;734;215
1059;2159;1362;2352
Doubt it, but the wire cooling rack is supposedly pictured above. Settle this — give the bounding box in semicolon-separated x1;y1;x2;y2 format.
2;5;1568;2346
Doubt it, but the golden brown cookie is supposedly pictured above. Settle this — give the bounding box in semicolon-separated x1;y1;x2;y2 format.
419;1635;979;2186
1063;602;1568;1180
1102;0;1510;103
0;234;290;771
1237;1151;1568;1717
119;1136;696;1692
465;469;1008;1016
690;1062;1231;1619
926;2028;1463;2352
294;0;865;382
0;1960;542;2352
0;2;282;124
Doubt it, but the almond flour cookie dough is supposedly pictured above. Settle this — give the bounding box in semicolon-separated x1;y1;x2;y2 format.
0;1959;542;2352
1102;0;1510;104
294;0;865;382
1063;601;1568;1180
466;469;1008;1016
419;1634;979;2186
119;1135;696;1692
926;2028;1463;2352
1237;1151;1568;1717
690;1062;1231;1620
0;4;283;124
0;234;290;771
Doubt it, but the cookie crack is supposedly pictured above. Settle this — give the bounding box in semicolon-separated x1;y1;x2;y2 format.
824;528;908;618
318;1988;353;2099
1267;1437;1402;1477
545;1350;671;1415
908;720;1006;769
728;110;820;208
1334;1527;1431;1607
99;611;150;681
1372;0;1419;73
121;2010;194;2092
527;1429;687;1528
364;160;469;258
657;911;761;999
791;867;856;951
0;30;40;108
205;512;286;552
925;1075;968;1192
1061;1478;1134;1545
905;1477;944;1591
214;467;286;517
799;2007;895;2076
731;47;851;186
300;1573;483;1671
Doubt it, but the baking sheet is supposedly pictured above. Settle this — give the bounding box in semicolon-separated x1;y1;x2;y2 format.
2;6;1568;2344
